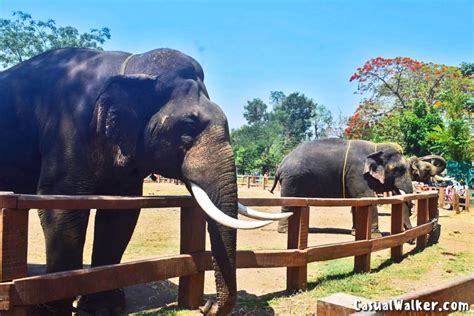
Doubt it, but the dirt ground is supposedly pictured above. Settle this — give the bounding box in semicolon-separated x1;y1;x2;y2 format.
25;182;474;315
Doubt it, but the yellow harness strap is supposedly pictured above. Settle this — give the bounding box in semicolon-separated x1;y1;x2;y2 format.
342;140;352;198
119;54;135;75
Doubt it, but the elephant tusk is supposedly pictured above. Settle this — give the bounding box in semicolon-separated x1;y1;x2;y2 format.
190;183;273;230
238;203;293;220
399;190;406;195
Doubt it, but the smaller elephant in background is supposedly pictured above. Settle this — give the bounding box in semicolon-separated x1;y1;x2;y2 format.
271;139;415;236
408;155;446;184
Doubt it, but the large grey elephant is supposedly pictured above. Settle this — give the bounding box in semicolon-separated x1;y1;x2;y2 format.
270;139;415;235
0;48;287;315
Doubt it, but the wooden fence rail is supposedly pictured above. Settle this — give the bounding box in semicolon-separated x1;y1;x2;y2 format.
0;191;438;314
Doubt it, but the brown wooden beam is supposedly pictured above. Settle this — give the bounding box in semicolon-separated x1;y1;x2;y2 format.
286;206;309;292
416;199;429;249
0;209;28;282
354;205;371;273
390;203;404;261
178;206;206;309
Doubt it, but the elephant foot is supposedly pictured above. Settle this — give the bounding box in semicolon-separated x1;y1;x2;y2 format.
427;223;441;246
199;299;233;316
370;229;382;238
277;218;288;233
76;289;126;316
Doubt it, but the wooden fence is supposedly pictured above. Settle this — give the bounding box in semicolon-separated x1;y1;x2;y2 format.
0;191;438;314
435;186;472;212
236;175;278;190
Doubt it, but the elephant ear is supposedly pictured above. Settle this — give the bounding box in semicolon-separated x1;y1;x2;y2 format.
363;151;385;184
92;74;158;166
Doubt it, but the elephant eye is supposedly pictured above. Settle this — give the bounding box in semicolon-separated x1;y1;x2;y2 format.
395;165;406;174
179;117;201;146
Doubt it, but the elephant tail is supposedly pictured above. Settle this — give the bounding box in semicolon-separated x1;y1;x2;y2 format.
269;170;281;194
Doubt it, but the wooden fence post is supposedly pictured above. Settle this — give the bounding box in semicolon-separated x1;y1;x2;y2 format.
178;206;206;309
416;198;429;249
454;193;460;214
390;203;403;261
286;206;309;292
438;187;445;209
0;208;28;282
466;189;471;211
354;205;372;273
247;176;251;189
428;197;438;221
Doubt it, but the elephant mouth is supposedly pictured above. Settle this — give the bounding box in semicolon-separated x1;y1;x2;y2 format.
189;182;292;230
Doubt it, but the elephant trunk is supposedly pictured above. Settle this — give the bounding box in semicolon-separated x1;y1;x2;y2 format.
394;172;414;230
420;155;446;176
182;125;237;314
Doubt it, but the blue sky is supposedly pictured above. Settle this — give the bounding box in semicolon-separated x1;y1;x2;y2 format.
1;0;473;129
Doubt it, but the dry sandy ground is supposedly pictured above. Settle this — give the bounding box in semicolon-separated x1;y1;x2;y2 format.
25;183;474;314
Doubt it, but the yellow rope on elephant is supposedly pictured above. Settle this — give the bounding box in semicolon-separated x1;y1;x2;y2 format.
342;140;352;198
386;142;403;154
119;54;135;75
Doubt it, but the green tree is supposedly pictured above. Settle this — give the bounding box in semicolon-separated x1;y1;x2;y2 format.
313;103;334;139
272;92;316;149
429;82;473;161
0;11;110;67
231;121;283;175
399;100;443;156
243;98;268;125
232;91;328;175
460;62;474;77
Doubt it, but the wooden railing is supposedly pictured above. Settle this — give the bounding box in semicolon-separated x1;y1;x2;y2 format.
0;191;438;314
236;175;278;190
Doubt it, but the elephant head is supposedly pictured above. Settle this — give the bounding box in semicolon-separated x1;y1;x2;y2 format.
363;143;414;229
91;49;288;314
408;155;446;183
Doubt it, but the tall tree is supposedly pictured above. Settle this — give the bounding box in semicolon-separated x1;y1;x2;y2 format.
243;98;268;125
272;92;316;149
313;103;334;139
347;56;473;162
399;100;443;156
0;11;110;67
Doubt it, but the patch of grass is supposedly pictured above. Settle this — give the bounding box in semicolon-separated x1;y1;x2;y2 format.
230;244;474;314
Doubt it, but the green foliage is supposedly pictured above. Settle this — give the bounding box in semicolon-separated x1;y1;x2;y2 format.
399;100;443;156
232;91;337;174
0;11;111;67
272;92;316;149
243;98;268;125
231;121;283;175
348;57;473;165
313;103;334;139
460;62;474;77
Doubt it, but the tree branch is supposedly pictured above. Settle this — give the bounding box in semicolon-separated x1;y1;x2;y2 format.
367;71;407;108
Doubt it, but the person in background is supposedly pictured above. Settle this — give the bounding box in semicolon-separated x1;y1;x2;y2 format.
456;180;468;211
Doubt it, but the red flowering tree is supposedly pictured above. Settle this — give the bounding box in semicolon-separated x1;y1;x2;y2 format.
346;57;467;140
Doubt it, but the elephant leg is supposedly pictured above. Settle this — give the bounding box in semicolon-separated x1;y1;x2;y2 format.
371;205;382;238
76;209;140;315
350;205;381;238
37;208;90;315
278;178;304;233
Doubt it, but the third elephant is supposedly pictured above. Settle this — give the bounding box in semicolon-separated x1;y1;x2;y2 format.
271;138;414;235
